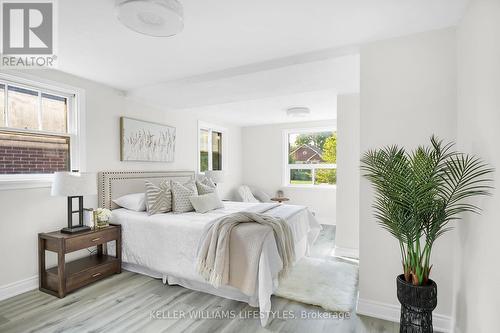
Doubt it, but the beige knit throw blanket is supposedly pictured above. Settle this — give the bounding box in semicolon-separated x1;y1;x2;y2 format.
196;211;295;296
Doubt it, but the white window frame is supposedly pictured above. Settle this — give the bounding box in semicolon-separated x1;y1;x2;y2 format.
0;72;86;190
283;127;337;188
197;121;226;175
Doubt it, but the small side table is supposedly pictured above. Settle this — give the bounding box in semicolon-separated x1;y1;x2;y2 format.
271;197;290;204
38;225;121;298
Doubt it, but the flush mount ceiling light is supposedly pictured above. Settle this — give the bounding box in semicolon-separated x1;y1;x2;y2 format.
286;107;311;118
115;0;184;37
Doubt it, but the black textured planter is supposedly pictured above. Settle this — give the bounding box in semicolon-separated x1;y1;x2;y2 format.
396;274;437;333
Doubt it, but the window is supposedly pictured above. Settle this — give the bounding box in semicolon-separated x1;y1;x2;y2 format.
284;128;337;186
0;75;80;180
199;122;224;173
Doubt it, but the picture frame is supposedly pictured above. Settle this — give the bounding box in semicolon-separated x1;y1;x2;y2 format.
120;117;176;162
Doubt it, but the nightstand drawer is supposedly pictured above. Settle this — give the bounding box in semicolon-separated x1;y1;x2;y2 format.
66;258;119;292
65;228;118;253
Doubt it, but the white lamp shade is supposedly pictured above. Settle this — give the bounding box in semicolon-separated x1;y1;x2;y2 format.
51;172;97;197
205;170;225;184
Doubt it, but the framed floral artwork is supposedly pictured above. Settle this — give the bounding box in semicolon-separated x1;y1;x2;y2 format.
120;117;176;162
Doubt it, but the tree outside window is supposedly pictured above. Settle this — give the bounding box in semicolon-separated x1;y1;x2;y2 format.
287;129;336;186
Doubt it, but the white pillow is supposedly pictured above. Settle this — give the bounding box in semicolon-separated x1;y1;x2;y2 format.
252;188;271;202
112;193;146;212
189;192;224;214
237;185;259;203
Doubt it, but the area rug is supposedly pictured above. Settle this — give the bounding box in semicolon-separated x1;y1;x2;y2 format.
275;257;358;312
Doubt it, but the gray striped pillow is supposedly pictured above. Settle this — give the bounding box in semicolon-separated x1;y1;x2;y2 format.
145;180;172;215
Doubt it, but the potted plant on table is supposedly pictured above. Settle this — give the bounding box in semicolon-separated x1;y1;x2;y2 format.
361;136;493;333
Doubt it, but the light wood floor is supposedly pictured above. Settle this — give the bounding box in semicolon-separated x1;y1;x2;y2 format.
0;226;400;333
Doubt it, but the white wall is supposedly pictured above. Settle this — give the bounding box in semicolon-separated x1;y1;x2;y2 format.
242;120;337;225
454;1;500;332
335;94;360;258
0;69;243;291
357;28;457;331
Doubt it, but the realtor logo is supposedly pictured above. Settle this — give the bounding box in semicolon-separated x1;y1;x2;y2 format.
1;0;56;67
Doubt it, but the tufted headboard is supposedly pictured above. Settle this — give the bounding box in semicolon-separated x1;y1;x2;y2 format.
98;170;195;209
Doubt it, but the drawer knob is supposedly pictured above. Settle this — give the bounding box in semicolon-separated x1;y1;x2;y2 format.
92;272;102;278
91;238;101;242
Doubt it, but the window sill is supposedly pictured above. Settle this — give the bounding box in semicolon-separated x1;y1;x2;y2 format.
285;184;337;190
0;175;53;191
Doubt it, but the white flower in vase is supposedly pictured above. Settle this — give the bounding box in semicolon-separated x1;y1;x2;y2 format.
95;208;112;227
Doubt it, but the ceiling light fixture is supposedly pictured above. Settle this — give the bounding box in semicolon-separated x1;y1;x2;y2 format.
115;0;184;37
286;107;311;118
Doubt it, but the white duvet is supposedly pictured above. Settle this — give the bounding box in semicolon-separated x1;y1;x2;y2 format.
109;201;321;326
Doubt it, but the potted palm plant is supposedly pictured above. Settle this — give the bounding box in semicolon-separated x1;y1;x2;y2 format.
361;136;493;333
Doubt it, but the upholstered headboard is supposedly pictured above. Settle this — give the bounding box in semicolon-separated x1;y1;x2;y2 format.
98;170;195;209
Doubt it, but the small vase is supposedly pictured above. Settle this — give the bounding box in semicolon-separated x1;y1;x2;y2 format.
396;274;437;333
96;219;109;229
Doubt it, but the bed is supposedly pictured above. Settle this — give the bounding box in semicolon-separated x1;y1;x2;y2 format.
98;171;321;326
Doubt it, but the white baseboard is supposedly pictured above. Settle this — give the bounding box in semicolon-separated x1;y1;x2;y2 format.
0;275;38;301
356;298;453;333
334;246;359;259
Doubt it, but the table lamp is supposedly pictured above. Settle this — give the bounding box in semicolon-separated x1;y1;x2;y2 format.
51;171;97;234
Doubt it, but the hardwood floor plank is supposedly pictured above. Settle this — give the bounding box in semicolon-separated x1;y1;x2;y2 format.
116;287;194;333
1;292;62;319
177;297;248;333
0;272;148;333
43;279;163;333
217;303;274;333
0;314;8;326
0;289;52;316
92;287;178;333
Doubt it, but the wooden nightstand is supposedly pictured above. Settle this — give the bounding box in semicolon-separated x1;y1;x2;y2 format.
38;225;121;298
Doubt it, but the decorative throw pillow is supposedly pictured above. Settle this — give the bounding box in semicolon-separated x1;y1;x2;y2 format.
196;177;216;195
237;185;259;203
171;180;197;213
252;188;271;203
112;192;146;211
145;180;172;215
201;176;216;188
189;192;224;214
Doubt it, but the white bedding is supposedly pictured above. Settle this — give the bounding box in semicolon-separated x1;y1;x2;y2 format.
109;201;321;326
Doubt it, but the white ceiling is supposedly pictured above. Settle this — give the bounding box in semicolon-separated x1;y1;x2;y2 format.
58;0;467;90
128;54;359;110
171;89;338;127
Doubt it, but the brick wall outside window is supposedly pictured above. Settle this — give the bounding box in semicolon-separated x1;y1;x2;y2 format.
0;131;69;174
